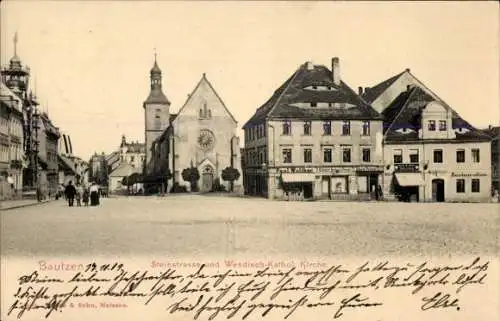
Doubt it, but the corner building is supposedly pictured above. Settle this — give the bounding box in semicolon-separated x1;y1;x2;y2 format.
363;70;492;202
243;58;384;200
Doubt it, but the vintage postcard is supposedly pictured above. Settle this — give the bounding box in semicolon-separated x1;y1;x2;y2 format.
0;1;498;321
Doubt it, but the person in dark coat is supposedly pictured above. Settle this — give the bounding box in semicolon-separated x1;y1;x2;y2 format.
64;181;77;207
89;183;100;206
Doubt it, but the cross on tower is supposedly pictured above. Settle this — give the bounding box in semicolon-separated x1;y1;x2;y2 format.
153;47;157;62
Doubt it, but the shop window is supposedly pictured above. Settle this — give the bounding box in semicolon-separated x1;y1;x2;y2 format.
342;148;351;163
323;148;332;163
433;149;443;163
362;148;371;162
282;121;291;135
393;149;403;164
331;177;347;193
282;148;292;163
456;179;465;193
303;148;312;163
472;149;480;163
456;149;465;163
471;179;480;193
303;121;312;135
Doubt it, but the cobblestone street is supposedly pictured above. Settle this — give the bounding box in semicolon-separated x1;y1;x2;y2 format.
1;195;498;258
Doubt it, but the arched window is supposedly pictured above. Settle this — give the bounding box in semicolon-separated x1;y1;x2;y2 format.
208;109;212;118
199;109;203;118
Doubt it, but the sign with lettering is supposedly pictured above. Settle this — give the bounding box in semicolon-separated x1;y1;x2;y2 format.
279;167;315;173
451;172;488;177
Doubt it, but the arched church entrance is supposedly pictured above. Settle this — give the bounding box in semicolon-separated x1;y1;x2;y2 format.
201;165;214;192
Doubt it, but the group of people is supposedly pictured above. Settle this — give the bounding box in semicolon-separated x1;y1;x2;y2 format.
63;181;101;207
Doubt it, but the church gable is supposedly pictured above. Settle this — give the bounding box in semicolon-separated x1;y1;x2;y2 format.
173;74;237;125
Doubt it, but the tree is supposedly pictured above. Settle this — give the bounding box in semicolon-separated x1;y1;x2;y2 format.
181;167;200;192
221;167;240;192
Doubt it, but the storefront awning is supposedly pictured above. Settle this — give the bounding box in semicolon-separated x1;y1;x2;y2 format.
281;173;316;183
395;173;425;186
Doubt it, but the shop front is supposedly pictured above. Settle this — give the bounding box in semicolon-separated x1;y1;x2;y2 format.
392;172;425;202
280;172;315;200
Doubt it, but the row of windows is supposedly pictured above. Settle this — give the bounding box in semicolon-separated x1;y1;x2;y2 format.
246;120;372;141
456;179;481;193
428;120;447;132
282;120;370;136
393;148;480;164
281;147;371;164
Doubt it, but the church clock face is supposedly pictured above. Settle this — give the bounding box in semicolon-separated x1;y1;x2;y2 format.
197;129;215;151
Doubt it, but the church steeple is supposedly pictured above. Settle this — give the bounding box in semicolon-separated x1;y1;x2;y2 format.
143;51;170;107
1;32;30;97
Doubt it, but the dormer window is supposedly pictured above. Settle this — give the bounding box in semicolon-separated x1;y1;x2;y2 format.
312;86;317;90
311;102;317;107
428;120;436;131
395;128;416;134
439;120;447;131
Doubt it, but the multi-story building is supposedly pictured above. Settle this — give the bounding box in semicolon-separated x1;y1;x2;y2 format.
146;57;242;193
37;112;60;195
0;82;24;197
119;135;145;170
363;70;492;202
483;126;499;194
243;58;384;200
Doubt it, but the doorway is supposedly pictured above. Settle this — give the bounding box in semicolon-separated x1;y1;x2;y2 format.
201;166;214;192
302;182;313;199
432;179;445;202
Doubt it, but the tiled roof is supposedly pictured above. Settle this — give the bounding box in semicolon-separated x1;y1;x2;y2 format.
362;70;406;103
144;88;170;105
243;63;382;128
110;162;139;177
482;126;500;140
383;86;491;142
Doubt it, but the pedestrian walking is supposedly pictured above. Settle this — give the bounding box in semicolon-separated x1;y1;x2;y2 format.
76;184;83;207
89;182;100;206
82;188;89;206
64;181;77;207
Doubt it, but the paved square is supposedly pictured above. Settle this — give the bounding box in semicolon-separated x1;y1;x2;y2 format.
1;196;498;257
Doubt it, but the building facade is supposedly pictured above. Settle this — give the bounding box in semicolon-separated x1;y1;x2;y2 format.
243;58;384;200
364;71;492;202
0;82;24;198
483;126;499;194
146;58;242;193
119;135;145;170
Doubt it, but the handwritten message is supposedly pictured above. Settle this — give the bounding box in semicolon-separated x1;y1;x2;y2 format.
5;257;489;320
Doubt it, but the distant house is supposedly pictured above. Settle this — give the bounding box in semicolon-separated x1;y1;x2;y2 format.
109;162;141;192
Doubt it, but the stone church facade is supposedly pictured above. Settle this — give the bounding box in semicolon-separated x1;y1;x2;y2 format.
144;57;242;193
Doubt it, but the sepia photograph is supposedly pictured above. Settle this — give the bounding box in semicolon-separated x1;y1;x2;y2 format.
0;1;498;321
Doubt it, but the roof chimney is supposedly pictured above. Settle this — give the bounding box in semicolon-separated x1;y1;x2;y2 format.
306;61;314;70
358;87;363;95
332;57;340;86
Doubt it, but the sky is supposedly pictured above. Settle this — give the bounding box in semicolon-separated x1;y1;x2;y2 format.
1;1;498;160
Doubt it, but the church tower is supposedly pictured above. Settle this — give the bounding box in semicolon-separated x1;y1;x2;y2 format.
143;53;170;171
